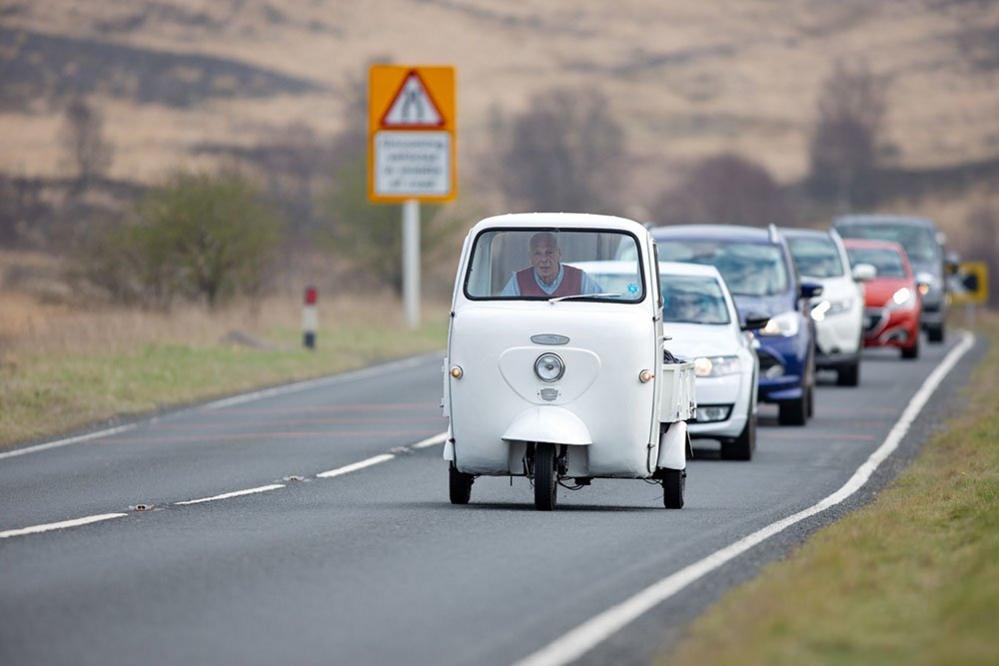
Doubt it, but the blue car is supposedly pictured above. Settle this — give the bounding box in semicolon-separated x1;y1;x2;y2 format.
652;224;822;426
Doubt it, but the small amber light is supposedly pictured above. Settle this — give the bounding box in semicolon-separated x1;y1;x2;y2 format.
918;283;930;296
450;366;463;379
639;369;654;383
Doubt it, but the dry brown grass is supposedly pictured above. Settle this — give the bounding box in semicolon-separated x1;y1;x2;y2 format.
2;0;997;205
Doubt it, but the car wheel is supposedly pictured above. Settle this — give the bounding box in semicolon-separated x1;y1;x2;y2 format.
837;361;860;387
778;393;807;426
721;410;755;461
901;337;920;360
927;324;945;344
533;443;558;511
661;469;685;509
806;384;815;419
449;464;473;505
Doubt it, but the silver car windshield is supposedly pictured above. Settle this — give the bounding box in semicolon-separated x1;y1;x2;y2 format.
464;230;645;302
661;276;730;325
787;236;845;278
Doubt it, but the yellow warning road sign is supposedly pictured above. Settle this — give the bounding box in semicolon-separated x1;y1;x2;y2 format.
368;65;456;203
951;261;988;305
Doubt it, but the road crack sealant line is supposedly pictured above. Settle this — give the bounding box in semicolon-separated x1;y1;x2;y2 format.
514;331;976;666
0;431;449;540
0;352;441;463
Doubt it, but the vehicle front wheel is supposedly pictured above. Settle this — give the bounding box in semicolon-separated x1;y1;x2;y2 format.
533;443;558;511
721;411;755;461
778;393;807;426
901;338;920;360
449;464;473;505
836;361;860;387
662;469;685;509
927;324;945;344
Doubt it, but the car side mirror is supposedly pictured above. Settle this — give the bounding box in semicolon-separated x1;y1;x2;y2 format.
852;263;876;282
741;313;770;331
946;259;960;276
799;282;823;299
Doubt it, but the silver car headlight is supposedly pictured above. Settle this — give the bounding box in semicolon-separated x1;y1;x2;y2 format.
693;355;741;377
759;311;800;337
534;353;565;382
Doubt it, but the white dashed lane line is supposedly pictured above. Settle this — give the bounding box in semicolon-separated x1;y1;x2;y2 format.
0;431;448;540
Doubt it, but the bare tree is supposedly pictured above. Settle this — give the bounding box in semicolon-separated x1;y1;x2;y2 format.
61;97;114;188
654;153;791;227
497;88;625;214
807;61;891;209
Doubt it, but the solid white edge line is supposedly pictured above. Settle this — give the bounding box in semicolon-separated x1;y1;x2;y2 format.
412;432;448;449
174;483;286;506
0;424;138;462
0;513;128;539
317;454;396;478
514;331;976;666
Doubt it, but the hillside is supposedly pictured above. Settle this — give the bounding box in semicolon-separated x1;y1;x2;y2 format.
1;0;997;207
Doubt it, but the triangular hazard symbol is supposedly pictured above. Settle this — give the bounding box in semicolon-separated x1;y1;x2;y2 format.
381;71;445;128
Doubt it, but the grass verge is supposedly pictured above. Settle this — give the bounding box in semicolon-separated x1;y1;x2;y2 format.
663;313;998;666
0;294;448;448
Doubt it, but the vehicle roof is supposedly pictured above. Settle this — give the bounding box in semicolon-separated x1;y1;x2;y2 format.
842;238;906;253
651;224;774;243
834;214;937;229
779;227;831;239
471;212;646;235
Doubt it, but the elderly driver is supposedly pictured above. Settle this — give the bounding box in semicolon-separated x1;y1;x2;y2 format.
500;232;603;297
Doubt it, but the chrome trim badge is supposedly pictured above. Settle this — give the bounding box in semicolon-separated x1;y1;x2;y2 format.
531;334;569;346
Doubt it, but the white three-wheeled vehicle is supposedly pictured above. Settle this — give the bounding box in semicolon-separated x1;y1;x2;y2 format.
442;213;696;510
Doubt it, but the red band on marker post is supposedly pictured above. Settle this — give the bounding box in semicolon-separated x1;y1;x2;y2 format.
302;286;318;349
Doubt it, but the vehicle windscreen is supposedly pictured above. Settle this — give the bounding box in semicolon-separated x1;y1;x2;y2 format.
847;248;907;278
659;240;789;297
837;223;940;266
787;236;844;278
464;229;644;302
661;276;730;325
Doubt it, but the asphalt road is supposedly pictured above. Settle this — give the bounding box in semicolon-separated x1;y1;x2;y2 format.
0;335;982;666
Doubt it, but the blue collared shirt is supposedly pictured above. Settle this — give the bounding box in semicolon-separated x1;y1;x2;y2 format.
499;266;603;297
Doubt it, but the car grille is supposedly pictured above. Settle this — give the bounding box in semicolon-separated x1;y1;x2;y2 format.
864;308;884;333
756;350;781;372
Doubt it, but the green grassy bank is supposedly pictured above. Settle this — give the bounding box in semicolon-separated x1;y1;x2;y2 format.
664;314;998;665
0;317;447;449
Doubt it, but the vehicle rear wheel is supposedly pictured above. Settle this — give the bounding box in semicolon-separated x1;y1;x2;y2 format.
533;443;558;511
778;393;807;426
901;337;920;360
449;464;473;504
662;469;685;509
836;361;860;387
721;411;755;461
927;324;945;344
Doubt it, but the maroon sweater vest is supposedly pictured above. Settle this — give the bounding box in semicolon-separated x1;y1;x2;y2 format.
515;265;583;297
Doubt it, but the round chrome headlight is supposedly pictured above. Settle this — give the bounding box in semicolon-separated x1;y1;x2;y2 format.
534;353;565;382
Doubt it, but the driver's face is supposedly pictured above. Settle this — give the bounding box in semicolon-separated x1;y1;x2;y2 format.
531;241;561;282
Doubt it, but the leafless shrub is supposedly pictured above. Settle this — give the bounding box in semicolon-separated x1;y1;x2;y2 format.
653;152;791;227
60;96;114;188
807;61;893;209
496;88;625;214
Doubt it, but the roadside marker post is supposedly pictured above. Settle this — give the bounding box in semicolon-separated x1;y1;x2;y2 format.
950;260;989;328
368;65;456;329
302;286;318;350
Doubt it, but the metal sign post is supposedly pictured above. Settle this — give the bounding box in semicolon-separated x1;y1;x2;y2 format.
402;199;421;328
368;65;456;329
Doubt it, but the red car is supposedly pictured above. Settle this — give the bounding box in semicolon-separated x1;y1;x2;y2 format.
844;239;924;359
